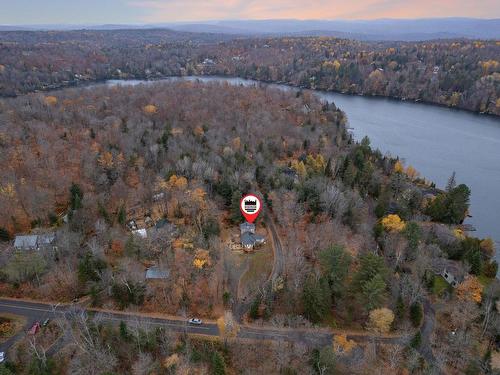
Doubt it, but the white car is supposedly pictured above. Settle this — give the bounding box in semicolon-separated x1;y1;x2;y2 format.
0;351;5;364
188;318;202;325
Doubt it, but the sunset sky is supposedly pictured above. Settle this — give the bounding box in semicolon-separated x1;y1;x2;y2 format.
1;0;499;24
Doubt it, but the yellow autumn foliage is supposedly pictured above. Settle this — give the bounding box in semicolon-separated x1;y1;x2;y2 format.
394;160;404;173
305;154;326;174
97;151;114;169
381;214;406;232
480;60;500;75
217;311;239;338
191;187;207;206
155;177;169;191
167;175;188;190
405;165;419;180
0;183;16;198
193;249;211;269
193;258;207;269
44;96;58;106
453;228;466;240
322;60;341;72
291;160;307;179
143;104;158;114
162;354;179;368
456;276;483;303
367;308;394;334
333;334;357;354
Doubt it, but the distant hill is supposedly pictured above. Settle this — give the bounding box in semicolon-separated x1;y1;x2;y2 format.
1;18;499;41
173;18;500;40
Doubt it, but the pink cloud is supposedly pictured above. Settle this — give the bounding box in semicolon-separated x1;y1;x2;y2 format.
128;0;500;22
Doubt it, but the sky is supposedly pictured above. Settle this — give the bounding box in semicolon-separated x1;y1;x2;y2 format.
0;0;499;25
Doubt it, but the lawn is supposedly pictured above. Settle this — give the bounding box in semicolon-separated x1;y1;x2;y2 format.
432;275;450;297
238;248;273;299
0;313;26;343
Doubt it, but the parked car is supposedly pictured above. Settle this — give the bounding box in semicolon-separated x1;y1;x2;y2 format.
28;321;41;335
0;351;5;363
42;318;50;327
188;318;202;325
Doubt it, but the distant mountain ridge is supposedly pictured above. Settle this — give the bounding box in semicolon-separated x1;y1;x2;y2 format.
1;18;499;41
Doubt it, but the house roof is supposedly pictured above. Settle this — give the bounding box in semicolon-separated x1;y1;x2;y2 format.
14;235;38;248
38;233;56;245
240;222;255;233
433;258;463;279
241;232;256;247
253;234;265;243
145;267;169;279
133;229;147;238
241;232;265;247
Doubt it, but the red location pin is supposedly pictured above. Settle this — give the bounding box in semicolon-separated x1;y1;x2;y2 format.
240;194;262;223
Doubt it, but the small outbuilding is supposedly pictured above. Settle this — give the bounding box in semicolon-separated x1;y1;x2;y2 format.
145;266;169;280
433;259;464;288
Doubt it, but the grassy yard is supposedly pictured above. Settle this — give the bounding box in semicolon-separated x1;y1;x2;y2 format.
238;248;273;299
0;313;26;343
432;275;450;297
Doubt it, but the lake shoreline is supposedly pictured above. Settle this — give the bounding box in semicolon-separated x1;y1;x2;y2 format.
2;73;500;119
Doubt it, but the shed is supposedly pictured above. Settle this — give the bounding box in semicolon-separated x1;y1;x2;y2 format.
433;259;464;288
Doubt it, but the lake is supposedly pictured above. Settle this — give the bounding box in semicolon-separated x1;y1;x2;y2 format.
106;76;500;269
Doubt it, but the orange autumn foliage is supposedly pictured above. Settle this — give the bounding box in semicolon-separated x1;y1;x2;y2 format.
143;104;158;114
44;96;58;106
456;276;483;303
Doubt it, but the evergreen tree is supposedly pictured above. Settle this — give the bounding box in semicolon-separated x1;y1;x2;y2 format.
0;227;10;242
229;190;243;224
446;171;457;192
69;183;83;210
319;245;352;300
302;276;331;323
361;274;387;310
410;302;423;327
117;205;126;226
211;351;226;375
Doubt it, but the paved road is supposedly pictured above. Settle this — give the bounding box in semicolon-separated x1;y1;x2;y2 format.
0;299;217;354
0;298;407;355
